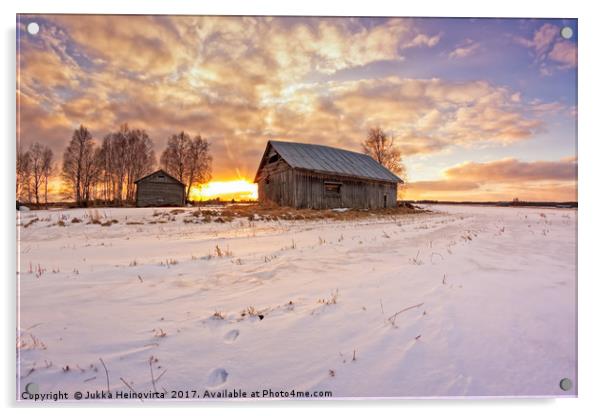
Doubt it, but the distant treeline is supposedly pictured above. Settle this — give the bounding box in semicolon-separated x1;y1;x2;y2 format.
407;200;578;208
17;124;212;207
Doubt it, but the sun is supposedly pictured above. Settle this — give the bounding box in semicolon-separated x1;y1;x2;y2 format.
189;179;258;201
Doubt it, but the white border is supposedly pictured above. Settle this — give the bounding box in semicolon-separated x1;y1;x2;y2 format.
3;1;601;414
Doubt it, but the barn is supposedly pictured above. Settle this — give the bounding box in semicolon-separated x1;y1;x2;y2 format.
135;169;186;207
254;140;403;209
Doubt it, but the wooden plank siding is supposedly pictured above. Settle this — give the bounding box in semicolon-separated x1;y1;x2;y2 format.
293;170;397;209
257;168;397;209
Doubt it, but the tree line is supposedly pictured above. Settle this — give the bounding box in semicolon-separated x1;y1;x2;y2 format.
17;142;54;206
17;124;212;207
17;124;403;207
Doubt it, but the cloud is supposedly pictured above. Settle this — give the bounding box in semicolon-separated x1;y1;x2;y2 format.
406;180;479;192
405;32;442;48
17;91;74;153
513;23;577;75
444;157;577;182
448;39;480;59
337;77;543;145
405;157;577;201
528;99;567;116
16;15;567;185
548;40;577;68
405;181;576;202
532;23;559;59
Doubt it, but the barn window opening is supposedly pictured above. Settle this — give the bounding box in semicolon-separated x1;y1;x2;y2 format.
157;174;165;179
324;182;342;195
267;154;280;164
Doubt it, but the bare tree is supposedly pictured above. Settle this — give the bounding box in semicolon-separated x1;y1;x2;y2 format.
161;132;212;201
27;142;54;205
362;127;406;179
125;127;155;201
42;147;54;207
96;130;113;203
96;124;155;204
160;132;188;183
17;145;32;203
184;135;212;201
62;125;98;206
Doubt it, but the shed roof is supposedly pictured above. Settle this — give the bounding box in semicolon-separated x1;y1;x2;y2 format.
256;140;403;183
135;169;185;186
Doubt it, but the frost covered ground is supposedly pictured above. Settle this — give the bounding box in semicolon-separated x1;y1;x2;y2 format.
17;204;577;400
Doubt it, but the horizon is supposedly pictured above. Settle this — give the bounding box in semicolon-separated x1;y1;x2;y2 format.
17;15;577;202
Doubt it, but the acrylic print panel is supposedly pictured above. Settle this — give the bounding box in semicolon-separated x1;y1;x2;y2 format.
16;15;577;401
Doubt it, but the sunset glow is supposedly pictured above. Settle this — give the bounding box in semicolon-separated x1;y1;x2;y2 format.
190;179;258;201
16;16;577;202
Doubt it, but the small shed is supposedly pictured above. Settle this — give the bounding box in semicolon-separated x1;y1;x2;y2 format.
254;140;403;209
135;169;186;207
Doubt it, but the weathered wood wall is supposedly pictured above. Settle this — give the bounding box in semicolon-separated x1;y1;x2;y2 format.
293;170;397;209
256;153;295;206
257;165;397;209
136;172;185;207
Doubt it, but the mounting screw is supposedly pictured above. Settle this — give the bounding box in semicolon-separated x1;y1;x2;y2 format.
559;378;573;391
560;26;573;40
25;382;39;395
27;22;40;35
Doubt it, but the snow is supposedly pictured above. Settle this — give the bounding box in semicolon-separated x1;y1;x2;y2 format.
17;204;577;400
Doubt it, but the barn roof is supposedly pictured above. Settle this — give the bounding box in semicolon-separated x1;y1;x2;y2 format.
256;140;403;183
135;169;185;186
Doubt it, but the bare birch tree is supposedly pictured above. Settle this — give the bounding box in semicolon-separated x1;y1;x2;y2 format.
96;124;155;204
27;142;54;205
161;132;212;201
362;127;406;179
41;146;54;207
62;125;98;206
16;145;32;203
184;135;212;201
160;132;188;183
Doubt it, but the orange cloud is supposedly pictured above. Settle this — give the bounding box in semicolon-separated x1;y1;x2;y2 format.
444;158;577;182
405;157;577;202
549;41;577;68
406;180;479;192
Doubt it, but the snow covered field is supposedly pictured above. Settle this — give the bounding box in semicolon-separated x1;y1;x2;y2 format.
17;204;577;400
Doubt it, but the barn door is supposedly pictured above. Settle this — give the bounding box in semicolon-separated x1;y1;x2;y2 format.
383;194;387;208
324;181;342;208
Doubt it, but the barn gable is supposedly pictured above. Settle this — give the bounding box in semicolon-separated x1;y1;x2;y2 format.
135;169;185;186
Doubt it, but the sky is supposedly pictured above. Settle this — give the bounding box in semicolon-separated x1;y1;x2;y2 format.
17;15;577;201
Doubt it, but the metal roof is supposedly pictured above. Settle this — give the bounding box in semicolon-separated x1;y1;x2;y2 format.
265;140;403;183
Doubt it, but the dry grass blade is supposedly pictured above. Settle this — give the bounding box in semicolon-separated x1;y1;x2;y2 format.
120;377;143;402
387;302;425;326
149;356;158;393
99;357;110;393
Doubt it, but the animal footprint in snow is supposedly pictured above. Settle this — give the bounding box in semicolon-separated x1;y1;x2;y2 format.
224;329;239;343
208;368;229;387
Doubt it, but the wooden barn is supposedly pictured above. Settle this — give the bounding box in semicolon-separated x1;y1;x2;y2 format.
135;169;186;207
254;140;403;209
